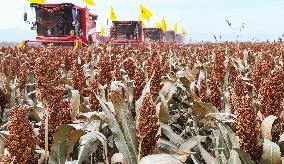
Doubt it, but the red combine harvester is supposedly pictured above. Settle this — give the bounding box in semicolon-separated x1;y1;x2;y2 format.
143;28;164;43
164;30;176;43
20;3;98;47
110;21;143;45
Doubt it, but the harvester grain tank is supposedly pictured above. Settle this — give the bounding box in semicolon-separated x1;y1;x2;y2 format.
110;21;143;45
20;3;98;47
143;28;164;43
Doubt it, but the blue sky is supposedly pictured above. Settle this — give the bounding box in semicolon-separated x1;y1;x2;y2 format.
0;0;284;42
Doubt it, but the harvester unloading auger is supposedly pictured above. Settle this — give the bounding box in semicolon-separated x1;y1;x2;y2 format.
19;3;98;48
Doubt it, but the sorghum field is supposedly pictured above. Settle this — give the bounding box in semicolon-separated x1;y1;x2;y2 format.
0;42;283;164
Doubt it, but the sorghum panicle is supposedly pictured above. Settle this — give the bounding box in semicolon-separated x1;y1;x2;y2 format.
208;50;225;110
230;79;258;155
136;93;160;157
7;106;37;164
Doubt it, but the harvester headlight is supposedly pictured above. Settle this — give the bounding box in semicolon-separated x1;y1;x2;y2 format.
70;30;75;36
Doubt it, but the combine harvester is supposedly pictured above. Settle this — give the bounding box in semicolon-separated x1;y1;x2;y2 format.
110;21;143;45
19;3;98;47
143;28;185;44
164;30;176;43
143;28;164;43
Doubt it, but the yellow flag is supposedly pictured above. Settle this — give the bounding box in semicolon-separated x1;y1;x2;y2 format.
156;22;161;28
110;5;117;21
18;41;27;49
182;26;187;36
140;4;153;21
174;22;178;33
28;0;45;3
161;17;167;32
139;17;145;27
100;26;105;36
83;0;96;6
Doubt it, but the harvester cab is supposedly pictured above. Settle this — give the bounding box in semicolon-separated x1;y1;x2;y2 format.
20;3;98;47
143;28;164;43
110;21;143;45
164;30;176;43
